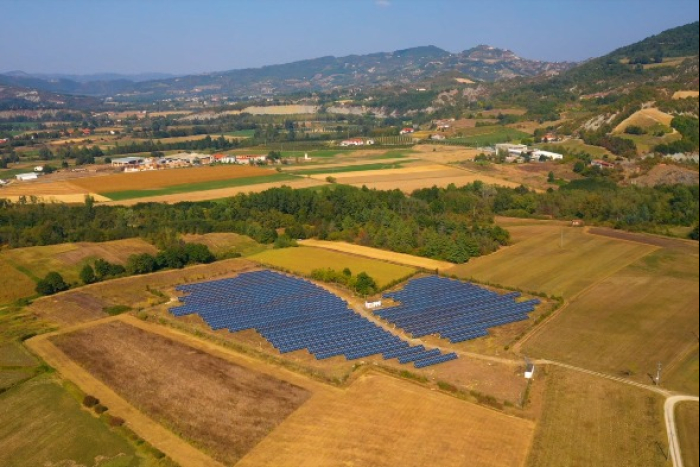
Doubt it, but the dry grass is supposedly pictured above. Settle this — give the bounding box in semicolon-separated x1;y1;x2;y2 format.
677;402;699;467
327;166;525;192
0;238;156;286
523;246;699;386
298;239;453;271
29;258;256;327
526;366;669;467
52;320;312;466
0;180;110;202
251;247;416;288
665;350;699;396
242;105;318;115
0;342;38;367
448;225;656;298
673;91;700;100
71;165;274;194
0;257;37;305
237;373;534;467
613;108;674;134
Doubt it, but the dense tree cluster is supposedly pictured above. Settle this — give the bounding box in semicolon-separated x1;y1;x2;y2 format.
655;116;700;154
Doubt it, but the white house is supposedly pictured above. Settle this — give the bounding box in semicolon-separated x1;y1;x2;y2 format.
16;173;39;182
532;150;564;161
524;362;535;379
495;143;528;156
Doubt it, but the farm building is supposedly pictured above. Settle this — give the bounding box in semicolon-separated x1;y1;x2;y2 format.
340;138;366;147
495;143;528;156
399;128;415;135
532;150;564;161
112;157;145;168
591;159;615;169
15;173;39;182
431;134;446;140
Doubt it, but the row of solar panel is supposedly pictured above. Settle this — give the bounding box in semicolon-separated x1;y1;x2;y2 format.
378;276;539;344
171;271;458;368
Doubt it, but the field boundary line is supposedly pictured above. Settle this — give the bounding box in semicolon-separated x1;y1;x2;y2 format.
25;320;228;467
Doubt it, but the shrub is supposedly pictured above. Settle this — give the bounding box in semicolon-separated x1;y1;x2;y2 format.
36;271;69;296
83;395;100;408
108;415;125;427
94;404;108;414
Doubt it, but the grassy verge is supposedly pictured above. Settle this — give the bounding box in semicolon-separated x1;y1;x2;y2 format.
294;163;405;176
677;402;699;467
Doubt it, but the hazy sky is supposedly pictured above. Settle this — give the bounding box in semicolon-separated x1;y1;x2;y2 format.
1;0;698;75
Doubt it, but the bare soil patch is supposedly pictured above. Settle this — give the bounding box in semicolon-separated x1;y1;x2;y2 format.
633;164;699;187
673;91;700;99
52;320;312;466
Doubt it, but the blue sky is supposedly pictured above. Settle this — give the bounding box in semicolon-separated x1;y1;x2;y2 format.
1;0;698;75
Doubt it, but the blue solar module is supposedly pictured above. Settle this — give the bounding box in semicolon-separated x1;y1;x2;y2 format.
379;276;539;344
169;270;456;368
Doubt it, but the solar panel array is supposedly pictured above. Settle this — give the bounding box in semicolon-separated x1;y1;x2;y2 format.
170;270;457;368
378;276;540;343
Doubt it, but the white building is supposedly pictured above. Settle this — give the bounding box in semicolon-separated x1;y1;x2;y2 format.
16;173;39;182
532;150;564;161
495;143;528;156
112;157;145;168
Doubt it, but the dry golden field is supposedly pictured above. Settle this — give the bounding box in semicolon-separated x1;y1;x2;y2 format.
677;402;700;467
613;108;675;133
71;165;274;194
526;366;670;467
448;225;657;298
236;373;535;467
298;239;454;271
673;90;700;99
0;180;110;203
523;242;699;387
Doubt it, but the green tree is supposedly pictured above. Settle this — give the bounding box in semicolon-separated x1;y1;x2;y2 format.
126;253;157;275
548;171;556;183
36;272;69;296
80;264;96;285
354;272;377;296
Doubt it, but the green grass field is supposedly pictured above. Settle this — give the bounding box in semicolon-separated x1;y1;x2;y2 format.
449;226;656;298
677;402;699;467
442;127;530;146
294;163;405;176
0;378;143;467
523;246;699;386
526;366;669;467
104;173;298;201
251;247;417;288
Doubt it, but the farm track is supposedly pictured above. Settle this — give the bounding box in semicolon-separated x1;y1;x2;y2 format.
666;396;700;467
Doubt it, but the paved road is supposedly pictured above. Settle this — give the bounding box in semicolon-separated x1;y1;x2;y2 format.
665;396;699;467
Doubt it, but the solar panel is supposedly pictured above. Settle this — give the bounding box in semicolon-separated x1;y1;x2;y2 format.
170;270;457;368
379;276;539;344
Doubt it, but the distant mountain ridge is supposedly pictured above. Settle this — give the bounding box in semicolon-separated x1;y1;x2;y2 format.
0;44;575;102
2;71;178;83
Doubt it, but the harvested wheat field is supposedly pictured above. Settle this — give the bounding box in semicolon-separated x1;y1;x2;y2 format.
236;373;534;467
71;165;274;194
613;108;675;133
315;166;523;192
0;180;109;203
52;320;312;466
673;90;700;99
299;239;453;271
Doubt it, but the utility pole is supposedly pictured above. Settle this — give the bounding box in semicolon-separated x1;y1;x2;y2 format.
655;362;662;386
